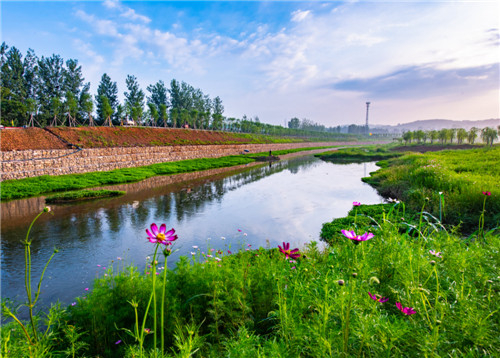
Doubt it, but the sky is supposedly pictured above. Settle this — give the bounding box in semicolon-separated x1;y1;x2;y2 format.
1;0;499;127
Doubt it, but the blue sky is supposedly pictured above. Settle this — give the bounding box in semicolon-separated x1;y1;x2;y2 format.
1;0;499;126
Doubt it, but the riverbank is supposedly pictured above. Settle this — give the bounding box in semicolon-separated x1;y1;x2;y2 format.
2;143;392;200
318;144;500;234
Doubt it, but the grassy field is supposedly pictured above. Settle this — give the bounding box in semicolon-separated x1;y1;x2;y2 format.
362;146;500;233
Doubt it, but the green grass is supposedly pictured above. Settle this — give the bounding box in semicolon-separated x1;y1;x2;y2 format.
315;144;402;163
1;156;255;201
2;146;339;201
45;189;125;203
3;213;498;357
363;146;500;232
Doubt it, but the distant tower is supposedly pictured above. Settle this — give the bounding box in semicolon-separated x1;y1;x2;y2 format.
365;101;371;135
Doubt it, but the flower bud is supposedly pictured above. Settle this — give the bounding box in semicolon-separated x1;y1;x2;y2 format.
338;279;345;286
352;273;358;278
163;248;172;257
430;260;436;266
43;206;51;213
369;276;380;285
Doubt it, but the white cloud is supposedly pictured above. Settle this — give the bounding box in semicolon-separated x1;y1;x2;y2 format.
120;8;151;24
71;1;499;125
291;10;310;23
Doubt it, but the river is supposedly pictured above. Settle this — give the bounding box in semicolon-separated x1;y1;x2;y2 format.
1;154;383;312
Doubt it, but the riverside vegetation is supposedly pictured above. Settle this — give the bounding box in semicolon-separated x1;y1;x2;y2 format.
1;145;499;357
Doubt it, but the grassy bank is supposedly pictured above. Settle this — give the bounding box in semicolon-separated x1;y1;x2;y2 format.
3;206;498;357
363;146;500;232
315;144;402;163
1;146;338;201
45;189;125;203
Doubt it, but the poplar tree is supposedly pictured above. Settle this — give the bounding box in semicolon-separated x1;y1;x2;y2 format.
124;75;145;123
96;73;118;124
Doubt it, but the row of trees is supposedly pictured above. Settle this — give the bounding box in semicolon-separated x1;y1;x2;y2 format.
288;117;369;135
0;43;357;141
401;127;500;146
0;43;228;129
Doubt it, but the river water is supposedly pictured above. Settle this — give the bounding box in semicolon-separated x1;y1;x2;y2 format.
1;154;383;311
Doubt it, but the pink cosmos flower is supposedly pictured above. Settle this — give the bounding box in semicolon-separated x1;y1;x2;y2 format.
115;340;122;345
146;223;177;245
278;242;301;259
482;191;491;196
353;201;361;206
396;302;416;315
429;250;442;258
368;292;389;303
84;288;89;291
341;230;374;243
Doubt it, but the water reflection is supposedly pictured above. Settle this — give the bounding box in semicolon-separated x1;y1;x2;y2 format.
1;155;383;312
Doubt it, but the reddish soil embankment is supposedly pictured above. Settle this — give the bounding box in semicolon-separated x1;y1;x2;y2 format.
1;127;295;151
1;127;70;151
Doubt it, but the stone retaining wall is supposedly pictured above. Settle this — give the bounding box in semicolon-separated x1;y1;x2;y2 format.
1;142;339;180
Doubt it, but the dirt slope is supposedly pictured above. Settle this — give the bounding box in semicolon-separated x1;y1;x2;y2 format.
1;127;294;151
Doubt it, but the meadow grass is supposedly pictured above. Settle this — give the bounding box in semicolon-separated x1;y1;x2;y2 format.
363;146;500;232
2;209;498;357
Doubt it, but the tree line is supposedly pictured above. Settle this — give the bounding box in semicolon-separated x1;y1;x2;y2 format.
0;42;357;140
400;127;500;146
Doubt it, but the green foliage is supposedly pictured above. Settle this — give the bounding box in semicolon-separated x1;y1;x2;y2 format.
45;189;125;203
365;146;500;232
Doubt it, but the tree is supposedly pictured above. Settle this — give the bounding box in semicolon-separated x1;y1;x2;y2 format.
456;128;467;145
96;73;118;124
211;96;224;130
402;131;413;145
146;80;169;110
38;54;65;125
100;95;113;126
288;117;300;129
124;75;145;123
80;90;94;126
481;127;498;147
1;46;27;125
63;59;84;99
159;104;168;127
467;127;478;144
64;90;78;126
438;129;448;144
147;102;159;126
50;96;62;126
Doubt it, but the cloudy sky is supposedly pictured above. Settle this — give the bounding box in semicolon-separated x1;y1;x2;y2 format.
2;0;499;126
